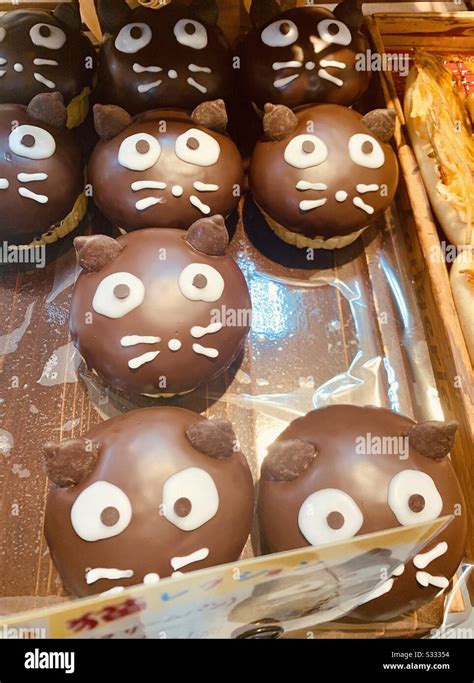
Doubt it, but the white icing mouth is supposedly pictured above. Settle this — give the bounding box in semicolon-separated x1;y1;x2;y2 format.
86;567;134;585
170;547;209;572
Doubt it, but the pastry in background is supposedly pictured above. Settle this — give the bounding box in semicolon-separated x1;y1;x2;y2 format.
450;248;474;365
70;217;251;397
239;0;371;112
44;407;254;596
94;0;233;115
0;94;86;248
259;405;466;622
89;100;244;231
404;51;474;248
249;103;399;249
0;2;96;128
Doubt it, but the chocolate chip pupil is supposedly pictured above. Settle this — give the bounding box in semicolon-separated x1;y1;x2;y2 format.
186;137;200;151
113;283;130;299
302;140;315;154
21;134;36;148
362;140;374;154
280;22;291;36
184;22;196;35
101;506;120;527
328;22;340;36
193;274;208;289
136;139;150;155
408;494;425;513
327;511;344;530
39;25;52;38
130;25;143;40
174;497;192;518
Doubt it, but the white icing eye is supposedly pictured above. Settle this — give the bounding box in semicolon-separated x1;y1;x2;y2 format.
298;488;364;546
174;19;208;50
261;20;299;47
115;23;152;54
9;125;56;160
178;263;224;302
92;273;145;319
284;134;328;169
348;134;385;169
175;129;220;167
118;133;161;171
162;467;219;531
388;470;443;527
317;19;352;46
30;23;66;50
71;481;132;542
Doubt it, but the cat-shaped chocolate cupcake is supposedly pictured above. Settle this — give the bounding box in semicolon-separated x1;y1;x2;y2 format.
0;2;96;127
94;0;233;115
240;0;371;111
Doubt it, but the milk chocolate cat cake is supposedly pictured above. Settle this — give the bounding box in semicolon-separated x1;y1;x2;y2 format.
0;2;96;127
70;216;251;397
249;104;399;249
44;407;254;597
240;0;371;112
94;0;233;115
89;100;244;231
0;94;86;247
259;406;467;622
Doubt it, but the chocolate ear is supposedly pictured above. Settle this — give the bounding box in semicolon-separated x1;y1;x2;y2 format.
190;0;219;25
95;0;131;35
250;0;281;28
333;0;364;30
27;92;67;129
94;104;132;141
74;235;124;272
186;419;237;459
54;0;82;32
191;99;228;134
186;215;229;256
44;438;99;487
361;109;396;143
263;103;298;142
405;421;458;460
262;439;317;482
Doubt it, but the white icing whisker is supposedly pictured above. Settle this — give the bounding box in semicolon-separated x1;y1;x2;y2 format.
190;195;211;215
171;548;209;571
128;350;160;369
131;181;167;191
191;322;223;339
357;184;380;193
353;197;375;215
318;68;343;87
413;542;448;569
17;173;48;182
274;74;299;88
193;181;219;192
0;70;6;78
133;63;162;73
136;197;164;211
188;64;211;73
0;58;7;65
319;60;346;70
34;73;56;89
138;79;163;94
296;181;328;191
299;199;327;211
33;59;58;67
187;77;207;94
86;568;134;585
416;571;449;589
18;188;48;204
272;61;303;70
101;586;125;596
121;336;161;347
192;343;219;359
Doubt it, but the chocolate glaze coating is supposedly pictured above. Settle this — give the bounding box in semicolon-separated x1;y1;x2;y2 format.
0;9;96;107
249;104;399;240
70;228;251;396
259;406;467;622
95;4;233;115
239;6;371;111
0;103;84;245
45;407;254;596
89;109;244;231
